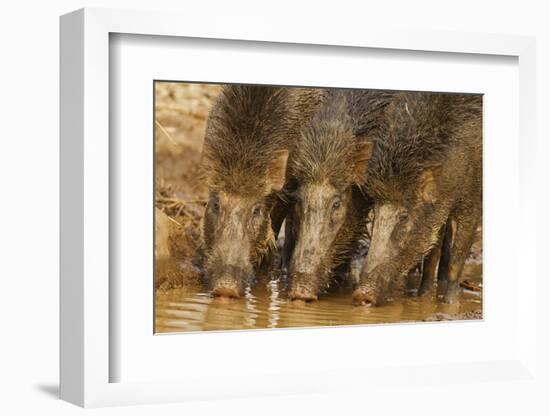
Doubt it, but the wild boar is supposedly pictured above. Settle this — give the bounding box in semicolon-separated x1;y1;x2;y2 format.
352;92;482;305
200;85;324;298
283;89;393;301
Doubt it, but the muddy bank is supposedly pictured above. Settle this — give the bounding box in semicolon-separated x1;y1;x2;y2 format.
423;310;483;322
155;82;221;289
155;208;201;290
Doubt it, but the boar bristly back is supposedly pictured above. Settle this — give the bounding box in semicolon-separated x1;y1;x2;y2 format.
203;86;293;196
365;93;482;201
290;90;391;188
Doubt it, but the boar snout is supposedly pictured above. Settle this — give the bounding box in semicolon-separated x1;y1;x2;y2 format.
212;284;240;299
211;276;243;299
289;273;319;302
351;287;377;306
207;262;251;299
353;264;395;306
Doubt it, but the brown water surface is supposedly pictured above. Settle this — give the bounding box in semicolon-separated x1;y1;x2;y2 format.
155;265;482;333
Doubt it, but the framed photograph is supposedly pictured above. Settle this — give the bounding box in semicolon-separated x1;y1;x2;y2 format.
153;80;484;332
60;8;538;408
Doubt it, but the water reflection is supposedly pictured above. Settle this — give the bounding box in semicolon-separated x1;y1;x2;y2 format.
156;269;482;333
267;279;281;328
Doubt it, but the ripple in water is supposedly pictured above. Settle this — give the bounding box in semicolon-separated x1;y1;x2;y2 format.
155;266;482;333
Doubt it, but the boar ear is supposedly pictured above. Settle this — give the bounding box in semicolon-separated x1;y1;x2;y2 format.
351;140;373;184
266;149;289;192
419;166;442;204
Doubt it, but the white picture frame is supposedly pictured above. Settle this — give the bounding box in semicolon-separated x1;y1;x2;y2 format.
60;7;538;408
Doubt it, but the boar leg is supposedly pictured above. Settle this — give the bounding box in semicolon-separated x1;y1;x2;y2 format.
418;230;444;296
444;217;478;304
436;219;454;295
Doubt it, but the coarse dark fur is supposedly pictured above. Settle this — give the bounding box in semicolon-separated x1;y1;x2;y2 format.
353;91;482;305
203;86;291;196
365;92;482;201
284;89;393;299
199;85;325;297
288;89;392;187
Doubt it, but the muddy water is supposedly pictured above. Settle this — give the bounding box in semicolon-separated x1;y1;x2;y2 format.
155;264;482;333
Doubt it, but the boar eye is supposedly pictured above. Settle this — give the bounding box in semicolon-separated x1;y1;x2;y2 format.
398;212;409;222
252;204;262;217
332;198;342;211
210;196;220;213
288;191;301;205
